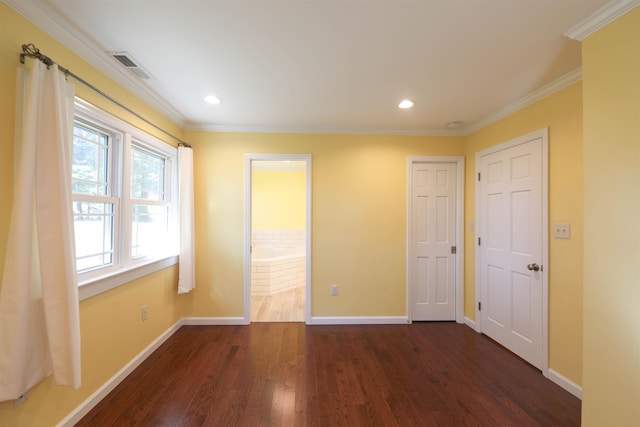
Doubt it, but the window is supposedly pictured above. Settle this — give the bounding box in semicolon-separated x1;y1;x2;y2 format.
72;121;118;272
71;99;178;294
129;145;171;259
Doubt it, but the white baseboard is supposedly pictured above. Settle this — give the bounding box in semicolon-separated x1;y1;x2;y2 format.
58;315;408;425
56;319;184;427
182;317;248;325
59;315;577;427
463;316;476;330
310;316;409;325
547;368;583;399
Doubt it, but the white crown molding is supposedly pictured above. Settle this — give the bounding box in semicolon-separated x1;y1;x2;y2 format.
187;68;583;137
4;0;603;138
564;0;640;41
3;0;188;128
464;67;583;135
185;123;467;137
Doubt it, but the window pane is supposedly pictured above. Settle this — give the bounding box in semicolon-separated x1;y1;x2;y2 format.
131;146;165;201
73;201;115;271
131;204;169;258
73;124;109;196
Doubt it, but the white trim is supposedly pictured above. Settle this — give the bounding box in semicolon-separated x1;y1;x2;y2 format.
54;314;581;427
186;123;466;137
547;369;583;399
541;130;550;377
463;316;476;330
74;97;179;298
5;0;595;138
55;316;255;426
79;255;178;301
463;315;580;400
406;156;465;324
464;68;582;135
182;317;248;326
3;0;187;128
310;316;409;325
188;67;583;137
56;319;183;427
244;154;313;325
7;0;616;138
564;0;640;41
474;128;549;375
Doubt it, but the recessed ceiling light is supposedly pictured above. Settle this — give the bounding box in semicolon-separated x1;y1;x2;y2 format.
447;121;463;129
204;95;222;105
398;99;414;109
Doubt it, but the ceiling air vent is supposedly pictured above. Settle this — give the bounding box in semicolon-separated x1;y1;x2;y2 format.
109;51;154;80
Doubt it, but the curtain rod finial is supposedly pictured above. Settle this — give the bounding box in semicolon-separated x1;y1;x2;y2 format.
22;43;54;67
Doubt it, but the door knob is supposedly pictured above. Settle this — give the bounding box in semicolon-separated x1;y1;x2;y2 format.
527;263;540;272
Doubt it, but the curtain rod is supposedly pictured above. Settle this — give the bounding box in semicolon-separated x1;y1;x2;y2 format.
19;43;192;148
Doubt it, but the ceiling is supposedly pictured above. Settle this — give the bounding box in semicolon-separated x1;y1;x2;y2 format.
5;0;623;135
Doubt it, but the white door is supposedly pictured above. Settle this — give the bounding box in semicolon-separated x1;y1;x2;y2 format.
410;162;457;321
478;135;545;369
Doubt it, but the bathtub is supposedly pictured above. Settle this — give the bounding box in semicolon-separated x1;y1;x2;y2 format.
251;245;306;296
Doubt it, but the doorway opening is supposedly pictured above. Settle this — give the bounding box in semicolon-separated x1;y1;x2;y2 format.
244;154;312;324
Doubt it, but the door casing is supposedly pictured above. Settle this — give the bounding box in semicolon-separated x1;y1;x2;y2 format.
474;128;549;376
244;153;312;324
407;156;465;323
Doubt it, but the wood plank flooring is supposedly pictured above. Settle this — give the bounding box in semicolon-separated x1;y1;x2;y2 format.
251;286;305;322
77;322;580;426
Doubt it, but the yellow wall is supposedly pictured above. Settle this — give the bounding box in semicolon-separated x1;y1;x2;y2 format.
5;1;637;425
581;9;640;426
252;170;306;230
0;5;190;426
188;132;464;318
464;82;584;385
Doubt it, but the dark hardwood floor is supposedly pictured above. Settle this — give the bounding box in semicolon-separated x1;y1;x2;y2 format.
77;322;580;426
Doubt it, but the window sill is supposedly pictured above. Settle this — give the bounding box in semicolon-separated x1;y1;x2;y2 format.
78;255;179;301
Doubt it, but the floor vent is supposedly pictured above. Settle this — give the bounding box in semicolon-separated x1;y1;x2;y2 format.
109;51;154;80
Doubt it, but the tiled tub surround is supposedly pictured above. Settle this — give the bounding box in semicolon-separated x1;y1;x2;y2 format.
251;230;306;296
251;246;306;296
252;229;306;250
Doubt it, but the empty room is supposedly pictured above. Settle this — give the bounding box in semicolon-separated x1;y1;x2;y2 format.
0;1;638;426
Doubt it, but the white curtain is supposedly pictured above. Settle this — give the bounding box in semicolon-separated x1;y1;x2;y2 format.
178;145;195;294
0;62;80;401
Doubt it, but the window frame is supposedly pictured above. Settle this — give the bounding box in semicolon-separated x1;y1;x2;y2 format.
72;116;122;276
127;143;175;261
73;99;179;301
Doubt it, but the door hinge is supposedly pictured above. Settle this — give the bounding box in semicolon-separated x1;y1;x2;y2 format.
478;237;481;246
451;246;456;254
478;302;482;311
477;172;481;181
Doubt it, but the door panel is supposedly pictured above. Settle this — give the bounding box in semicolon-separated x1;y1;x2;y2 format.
479;137;543;368
411;162;456;321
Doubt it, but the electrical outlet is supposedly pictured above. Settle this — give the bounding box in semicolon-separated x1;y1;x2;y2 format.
141;305;148;321
553;223;570;239
331;285;338;296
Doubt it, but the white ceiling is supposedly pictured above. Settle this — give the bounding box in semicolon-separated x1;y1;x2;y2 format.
5;0;628;135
